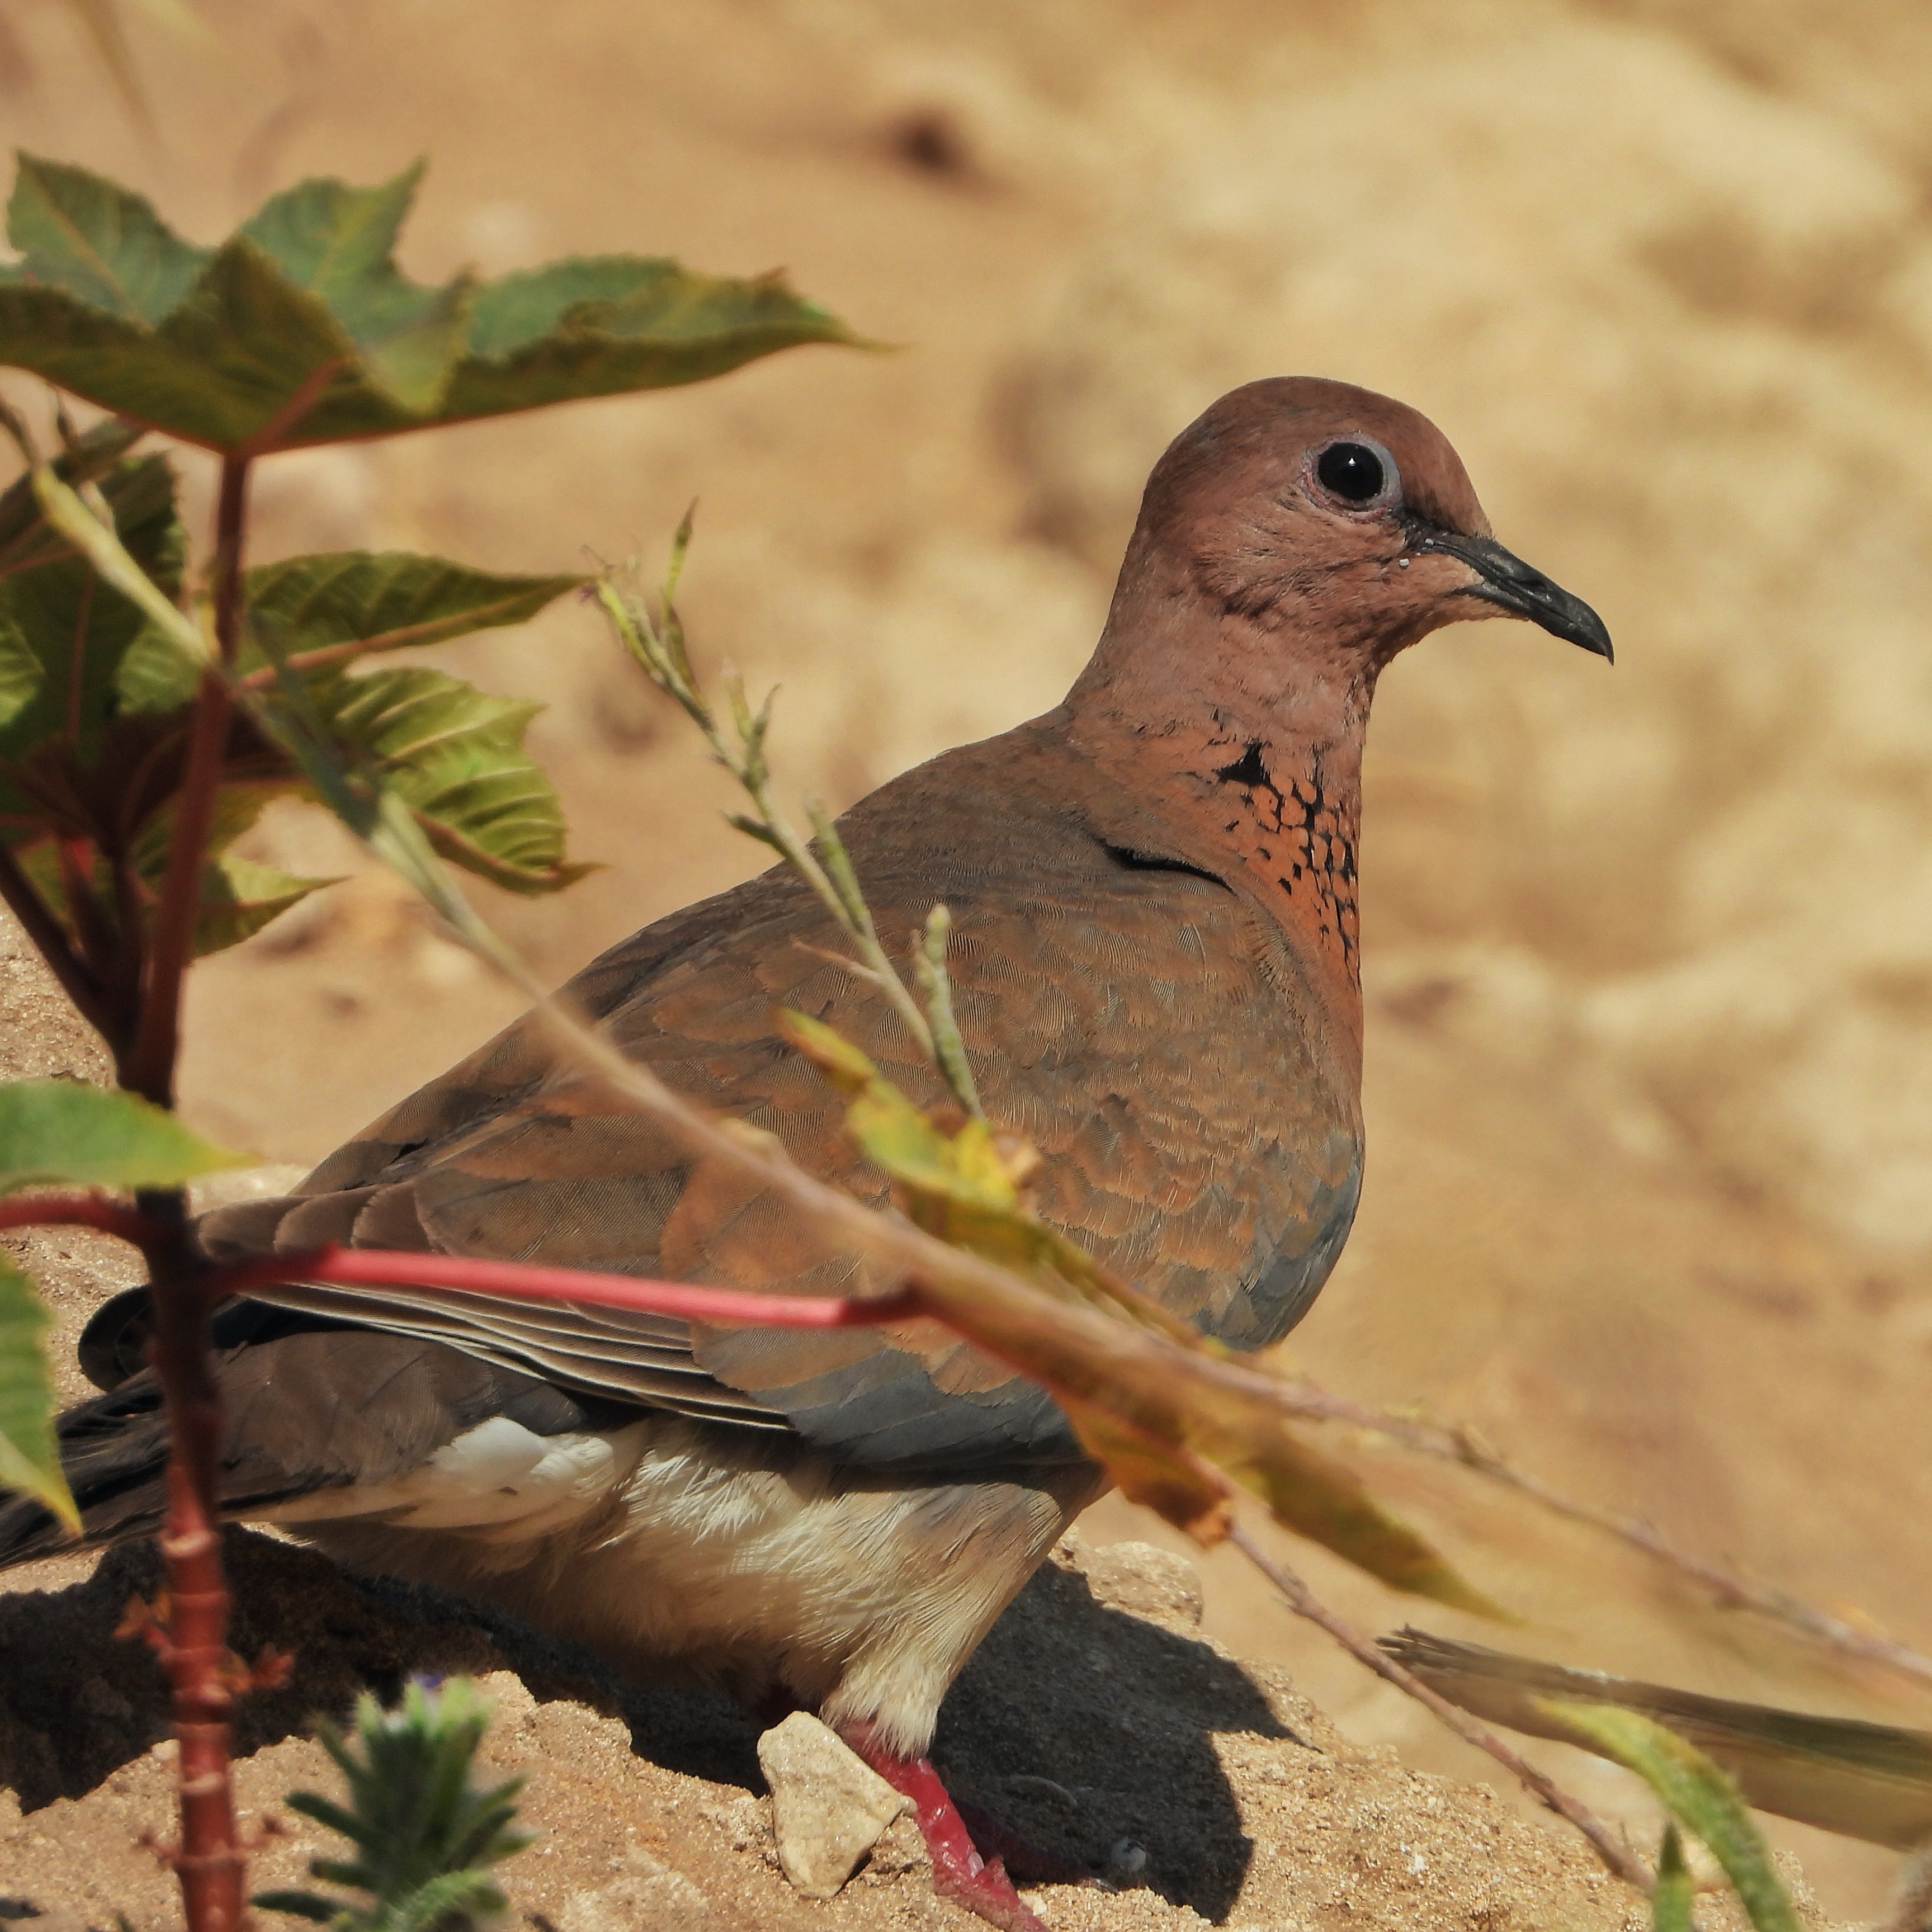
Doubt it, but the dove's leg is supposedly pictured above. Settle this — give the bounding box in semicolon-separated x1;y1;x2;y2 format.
838;1718;1056;1932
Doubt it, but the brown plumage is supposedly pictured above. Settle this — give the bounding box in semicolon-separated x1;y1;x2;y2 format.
2;378;1609;1930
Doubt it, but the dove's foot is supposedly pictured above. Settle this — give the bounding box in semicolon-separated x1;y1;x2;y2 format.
839;1720;1092;1931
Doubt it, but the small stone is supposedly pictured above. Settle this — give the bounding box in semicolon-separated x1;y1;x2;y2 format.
757;1711;913;1898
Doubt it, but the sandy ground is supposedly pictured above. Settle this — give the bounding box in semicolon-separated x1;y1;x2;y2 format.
1;1522;1817;1932
7;0;1932;1923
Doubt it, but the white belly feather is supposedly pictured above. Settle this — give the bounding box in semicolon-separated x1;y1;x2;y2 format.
256;1412;1099;1755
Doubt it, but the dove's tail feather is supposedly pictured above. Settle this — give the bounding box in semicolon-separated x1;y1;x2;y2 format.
0;1308;640;1572
1383;1627;1932;1850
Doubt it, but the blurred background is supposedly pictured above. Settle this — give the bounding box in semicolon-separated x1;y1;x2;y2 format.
7;0;1932;1916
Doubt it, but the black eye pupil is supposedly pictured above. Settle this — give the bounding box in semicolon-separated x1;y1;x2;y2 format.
1316;442;1386;503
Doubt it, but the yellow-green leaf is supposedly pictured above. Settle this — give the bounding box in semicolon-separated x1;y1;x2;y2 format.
1062;1396;1235;1544
0;1258;78;1532
781;1008;1500;1611
1651;1825;1694;1932
1538;1700;1802;1932
191;851;339;955
0;1078;245;1194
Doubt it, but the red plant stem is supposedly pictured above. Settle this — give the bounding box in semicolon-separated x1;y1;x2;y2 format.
139;1188;248;1932
110;453;257;1932
210;1245;926;1327
120;455;251;1107
0;1194;166;1243
0;1201;928;1330
58;833;120;996
0;1197;932;1336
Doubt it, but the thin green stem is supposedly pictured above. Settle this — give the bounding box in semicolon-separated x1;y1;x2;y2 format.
121;455;249;1103
914;904;981;1118
594;564;990;1105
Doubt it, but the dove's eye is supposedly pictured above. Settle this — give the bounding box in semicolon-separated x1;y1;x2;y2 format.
1315;441;1388;505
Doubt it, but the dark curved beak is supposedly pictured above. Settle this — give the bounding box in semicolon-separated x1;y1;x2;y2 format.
1413;527;1614;662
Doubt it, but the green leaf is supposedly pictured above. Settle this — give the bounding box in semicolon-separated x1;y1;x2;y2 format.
247;1896;337;1925
127;786;336;957
0;415;150;582
244;551;583;675
4;153;209;324
190;852;337;955
0;450;182;768
1540;1700;1802;1932
0;1258;77;1534
0;612;40;726
239;163;471;414
257;1678;530;1930
1651;1825;1694;1932
285;664;591;895
0;1078;245;1194
111;615;201;715
441;255;861;425
2;155;861;455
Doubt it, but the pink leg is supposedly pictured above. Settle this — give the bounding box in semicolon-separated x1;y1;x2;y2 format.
838;1719;1057;1931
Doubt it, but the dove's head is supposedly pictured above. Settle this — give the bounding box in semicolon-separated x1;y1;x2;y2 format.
1071;376;1610;726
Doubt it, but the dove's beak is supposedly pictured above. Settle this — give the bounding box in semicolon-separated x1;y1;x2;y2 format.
1413;527;1614;661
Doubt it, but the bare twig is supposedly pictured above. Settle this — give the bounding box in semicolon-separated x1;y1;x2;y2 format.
1226;1522;1652;1894
1276;1380;1932;1695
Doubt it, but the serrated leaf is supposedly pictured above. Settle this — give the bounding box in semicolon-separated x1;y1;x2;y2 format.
0;1078;245;1193
0;1258;77;1533
1538;1700;1803;1932
240;164;472;414
243;551;583;676
441;255;861;424
112;616;201;714
0;450;182;766
121;783;334;957
2;155;860;455
780;1009;1498;1611
0;415;150;582
275;663;588;895
5;153;208;323
190;852;336;955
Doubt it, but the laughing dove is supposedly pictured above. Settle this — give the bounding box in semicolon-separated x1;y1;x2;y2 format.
0;378;1609;1929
